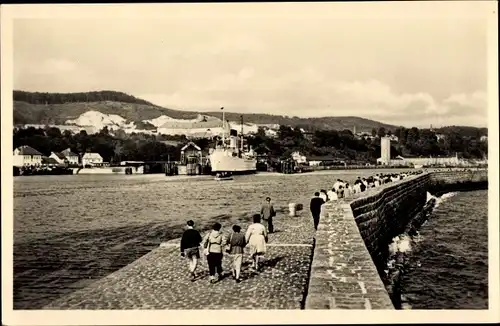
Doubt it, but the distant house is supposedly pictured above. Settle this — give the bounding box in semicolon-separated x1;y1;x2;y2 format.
61;148;79;165
306;156;342;167
82;152;104;166
354;132;376;141
436;134;446;142
13;145;43;167
291;151;307;164
301;131;314;141
264;128;278;138
50;148;79;166
480;135;488;142
49;152;67;164
388;135;399;142
180;141;202;165
42;156;61;166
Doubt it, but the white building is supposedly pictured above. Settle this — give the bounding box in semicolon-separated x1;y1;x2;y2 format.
378;136;391;165
388;135;399;142
13;146;43;167
436;134;446;142
62;148;79;165
49;148;80;166
354;132;376;141
291;151;307;164
49;152;67;164
82;152;104;166
480;135;488;142
380;155;461;167
264;128;278;138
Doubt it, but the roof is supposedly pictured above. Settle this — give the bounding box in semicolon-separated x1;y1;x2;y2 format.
82;152;103;159
159;140;182;147
15;145;43;156
52;152;66;160
42;157;60;165
181;141;201;152
62;148;78;157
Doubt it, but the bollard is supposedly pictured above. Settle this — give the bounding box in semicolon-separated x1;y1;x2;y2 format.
288;203;296;217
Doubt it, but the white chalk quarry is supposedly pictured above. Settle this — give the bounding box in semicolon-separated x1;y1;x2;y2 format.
60;110;269;136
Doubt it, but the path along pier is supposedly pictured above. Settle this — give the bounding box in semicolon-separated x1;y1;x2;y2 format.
44;215;315;309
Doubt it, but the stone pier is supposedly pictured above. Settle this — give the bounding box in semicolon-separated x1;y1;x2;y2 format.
305;169;487;310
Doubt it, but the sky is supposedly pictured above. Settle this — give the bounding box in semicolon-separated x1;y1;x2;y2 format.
11;2;494;128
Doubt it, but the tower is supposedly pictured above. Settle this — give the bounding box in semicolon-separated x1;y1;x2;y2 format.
380;136;391;165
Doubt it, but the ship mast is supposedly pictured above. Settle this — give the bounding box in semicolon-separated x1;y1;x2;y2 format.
221;107;225;146
240;115;244;151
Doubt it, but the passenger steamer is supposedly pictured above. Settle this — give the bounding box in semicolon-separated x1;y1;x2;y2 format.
209;107;257;175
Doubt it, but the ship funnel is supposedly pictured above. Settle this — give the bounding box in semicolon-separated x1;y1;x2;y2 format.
230;136;238;148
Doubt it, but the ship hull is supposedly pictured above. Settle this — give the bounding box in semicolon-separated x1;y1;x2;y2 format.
209;152;256;174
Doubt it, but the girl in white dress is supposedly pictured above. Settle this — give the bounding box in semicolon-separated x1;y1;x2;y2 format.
245;214;268;271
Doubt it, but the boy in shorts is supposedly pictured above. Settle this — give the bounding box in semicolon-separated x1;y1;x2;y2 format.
180;220;202;281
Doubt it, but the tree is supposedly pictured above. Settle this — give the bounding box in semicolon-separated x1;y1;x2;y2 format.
371;128;377;137
256;127;266;138
406;127;420;144
377;127;386;138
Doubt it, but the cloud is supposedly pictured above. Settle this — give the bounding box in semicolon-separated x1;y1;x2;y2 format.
139;72;487;127
443;91;487;111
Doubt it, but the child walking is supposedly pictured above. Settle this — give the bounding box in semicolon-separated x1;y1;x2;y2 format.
203;222;226;283
227;225;246;283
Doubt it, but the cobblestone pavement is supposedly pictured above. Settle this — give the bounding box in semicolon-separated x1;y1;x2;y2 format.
45;214;315;309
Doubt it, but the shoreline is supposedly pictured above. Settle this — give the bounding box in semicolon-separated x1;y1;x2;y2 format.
14;166;487;178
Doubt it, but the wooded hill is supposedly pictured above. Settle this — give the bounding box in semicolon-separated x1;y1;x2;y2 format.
13;90;399;132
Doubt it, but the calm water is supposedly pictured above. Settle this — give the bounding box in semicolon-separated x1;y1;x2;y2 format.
14;169;395;309
401;190;489;309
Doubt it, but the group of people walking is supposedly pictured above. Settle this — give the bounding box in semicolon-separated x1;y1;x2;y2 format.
309;170;423;229
180;197;276;284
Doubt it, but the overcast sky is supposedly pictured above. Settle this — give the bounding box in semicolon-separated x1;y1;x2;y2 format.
12;2;493;127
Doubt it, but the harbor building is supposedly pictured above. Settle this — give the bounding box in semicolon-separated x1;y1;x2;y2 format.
178;141;205;175
378;136;462;167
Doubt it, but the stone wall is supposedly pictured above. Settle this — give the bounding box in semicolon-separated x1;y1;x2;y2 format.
428;170;488;196
305;170;487;310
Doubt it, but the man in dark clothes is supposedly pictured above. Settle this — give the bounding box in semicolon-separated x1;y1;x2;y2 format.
310;192;325;230
261;196;276;233
180;220;202;281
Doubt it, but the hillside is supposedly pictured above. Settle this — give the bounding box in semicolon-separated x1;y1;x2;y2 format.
14;90;400;132
433;126;488;138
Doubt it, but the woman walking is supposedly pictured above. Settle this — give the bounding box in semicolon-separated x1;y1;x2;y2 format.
245;214;268;271
227;225;246;283
202;222;226;283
